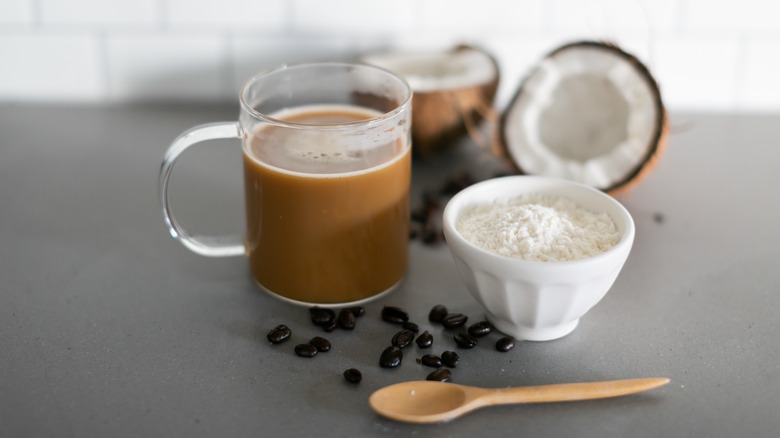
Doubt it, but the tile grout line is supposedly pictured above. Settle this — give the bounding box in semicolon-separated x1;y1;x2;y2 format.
97;30;111;102
222;31;236;101
157;0;169;30
31;0;42;28
285;0;296;34
731;32;749;112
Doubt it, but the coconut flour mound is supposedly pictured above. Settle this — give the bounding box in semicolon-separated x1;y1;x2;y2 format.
456;194;620;262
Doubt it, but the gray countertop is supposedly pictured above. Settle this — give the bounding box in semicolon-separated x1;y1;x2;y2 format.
2;104;779;437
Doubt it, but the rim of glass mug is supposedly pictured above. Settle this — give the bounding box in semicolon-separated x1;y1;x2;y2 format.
238;62;413;130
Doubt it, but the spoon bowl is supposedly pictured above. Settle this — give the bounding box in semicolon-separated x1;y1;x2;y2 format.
369;377;670;424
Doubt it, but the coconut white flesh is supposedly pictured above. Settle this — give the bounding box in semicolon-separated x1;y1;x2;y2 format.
363;49;496;93
504;45;660;189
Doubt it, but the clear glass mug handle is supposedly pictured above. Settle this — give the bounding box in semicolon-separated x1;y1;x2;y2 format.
158;122;245;257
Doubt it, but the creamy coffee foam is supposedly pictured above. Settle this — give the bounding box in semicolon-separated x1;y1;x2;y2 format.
246;105;406;176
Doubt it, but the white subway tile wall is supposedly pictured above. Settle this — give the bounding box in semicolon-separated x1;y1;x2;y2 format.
106;34;227;101
742;38;780;111
0;33;104;100
39;0;160;28
684;0;779;33
0;0;33;25
0;0;778;111
652;35;741;110
166;0;287;30
419;0;545;35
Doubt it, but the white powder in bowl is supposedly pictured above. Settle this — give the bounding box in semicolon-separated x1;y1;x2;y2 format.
455;194;620;262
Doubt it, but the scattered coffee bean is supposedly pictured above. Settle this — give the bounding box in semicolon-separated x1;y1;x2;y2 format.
454;331;478;349
402;321;420;333
322;319;338;332
412;173;478;246
496;336;515;352
441;350;459;368
441;313;468;329
309;336;331;352
415;330;433;348
421;354;442;368
423;190;441;210
409;223;421;240
309;307;335;327
426;368;452;382
338;308;356;330
294;343;318;358
381;306;409;324
439;172;475;196
411;194;434;219
467;321;492;338
411;192;440;226
343;368;362;383
379;346;403;368
348;306;365;317
428;304;448;323
392;329;416;349
421;226;443;244
266;324;291;344
410;207;431;224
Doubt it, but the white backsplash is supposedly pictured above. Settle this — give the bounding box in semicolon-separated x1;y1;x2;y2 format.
1;0;778;111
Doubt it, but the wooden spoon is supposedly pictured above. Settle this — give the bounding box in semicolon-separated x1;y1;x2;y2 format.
369;377;669;424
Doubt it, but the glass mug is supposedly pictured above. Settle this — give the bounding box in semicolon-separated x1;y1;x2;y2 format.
159;63;413;307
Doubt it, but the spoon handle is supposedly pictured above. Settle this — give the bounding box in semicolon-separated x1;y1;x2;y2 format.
485;378;670;405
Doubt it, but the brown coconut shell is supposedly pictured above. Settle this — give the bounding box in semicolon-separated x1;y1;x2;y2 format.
363;45;500;155
498;41;667;196
412;46;499;154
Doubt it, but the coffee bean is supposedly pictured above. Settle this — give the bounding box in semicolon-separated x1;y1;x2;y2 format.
415;330;433;349
423;190;441;210
409;223;421;240
440;172;475;196
347;306;365;317
381;306;409;324
454;331;478;349
441;313;468;329
343;368;362;383
428;305;448;323
392;329;415;349
266;324;291;344
309;336;331;352
294;343;318;358
337;308;356;330
467;321;492;337
379;346;403;368
322;319;338;332
410;207;431;224
309;307;335;327
421;226;443;244
411;192;441;230
496;336;515;352
441;350;459;368
426;368;452;382
421;354;442;368
402;321;420;333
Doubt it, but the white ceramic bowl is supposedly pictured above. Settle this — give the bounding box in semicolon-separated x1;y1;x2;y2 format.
442;176;635;341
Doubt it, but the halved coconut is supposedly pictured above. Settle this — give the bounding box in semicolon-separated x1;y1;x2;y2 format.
363;45;499;154
500;41;667;195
